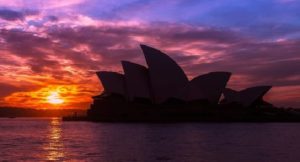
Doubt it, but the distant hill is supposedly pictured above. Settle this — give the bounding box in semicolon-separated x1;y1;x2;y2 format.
0;107;86;117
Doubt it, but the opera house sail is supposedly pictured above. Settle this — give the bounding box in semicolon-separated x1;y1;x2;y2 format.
140;45;189;103
76;44;299;122
122;61;152;102
223;86;272;107
187;72;231;104
96;71;126;96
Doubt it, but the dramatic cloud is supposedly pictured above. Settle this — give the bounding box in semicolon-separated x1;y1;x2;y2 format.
0;0;299;108
0;9;39;21
0;9;24;21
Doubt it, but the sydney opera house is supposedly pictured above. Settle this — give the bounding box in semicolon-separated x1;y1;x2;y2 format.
84;45;298;122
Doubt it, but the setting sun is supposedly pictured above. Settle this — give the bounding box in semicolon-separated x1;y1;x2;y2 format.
47;92;64;105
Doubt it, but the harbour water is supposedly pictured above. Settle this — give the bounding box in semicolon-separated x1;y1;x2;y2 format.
1;118;300;162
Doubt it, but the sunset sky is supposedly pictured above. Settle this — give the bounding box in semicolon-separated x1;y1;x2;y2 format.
0;0;299;109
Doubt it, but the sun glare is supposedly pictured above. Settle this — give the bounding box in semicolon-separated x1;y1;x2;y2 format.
47;92;64;105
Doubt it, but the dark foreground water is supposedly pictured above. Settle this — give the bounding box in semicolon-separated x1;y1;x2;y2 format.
1;118;300;162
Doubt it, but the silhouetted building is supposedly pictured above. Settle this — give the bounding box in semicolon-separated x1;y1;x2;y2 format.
141;45;189;103
121;61;152;102
96;71;126;96
222;86;272;107
187;72;231;104
95;45;238;104
86;45;279;122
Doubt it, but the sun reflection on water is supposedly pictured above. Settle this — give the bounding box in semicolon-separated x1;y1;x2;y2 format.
44;118;65;161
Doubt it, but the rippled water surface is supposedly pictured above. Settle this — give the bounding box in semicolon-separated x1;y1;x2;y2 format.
1;118;300;161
